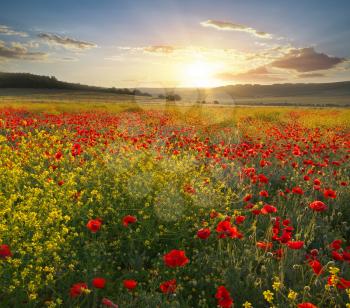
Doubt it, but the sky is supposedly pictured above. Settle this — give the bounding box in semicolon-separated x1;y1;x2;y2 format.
1;0;350;88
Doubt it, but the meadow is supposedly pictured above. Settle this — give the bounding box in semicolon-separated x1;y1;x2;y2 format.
0;101;349;308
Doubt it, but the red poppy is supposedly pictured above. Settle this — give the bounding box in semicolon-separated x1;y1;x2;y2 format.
328;276;350;289
309;200;327;212
256;241;273;250
86;218;102;233
235;215;246;224
243;194;252;202
216;220;243;239
330;239;342;250
331;250;343;261
101;298;119;308
215;286;233;308
160;279;177;294
92;277;106;289
324;189;336;199
122;215;137;227
292;186;304;195
308;259;323;275
298;303;318;308
70;282;88;298
163;249;189;267
259;190;269;197
0;244;12;259
123;279;137;290
313;178;321;185
197;228;211;239
261;204;277;214
287;241;304;250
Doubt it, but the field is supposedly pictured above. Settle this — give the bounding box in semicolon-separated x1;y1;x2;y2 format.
0;100;350;308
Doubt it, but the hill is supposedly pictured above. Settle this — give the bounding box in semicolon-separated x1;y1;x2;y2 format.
0;72;151;97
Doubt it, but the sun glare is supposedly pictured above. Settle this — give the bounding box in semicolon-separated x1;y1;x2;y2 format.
182;60;221;88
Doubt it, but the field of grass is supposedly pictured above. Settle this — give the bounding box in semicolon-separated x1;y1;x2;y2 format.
0;100;349;307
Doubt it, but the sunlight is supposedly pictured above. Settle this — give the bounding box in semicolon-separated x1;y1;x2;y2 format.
182;60;222;88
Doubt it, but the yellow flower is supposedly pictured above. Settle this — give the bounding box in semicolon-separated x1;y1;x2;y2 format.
329;266;340;275
263;290;274;303
243;301;253;308
287;290;298;301
272;281;281;291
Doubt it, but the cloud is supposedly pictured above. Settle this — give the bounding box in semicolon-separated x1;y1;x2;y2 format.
143;45;176;54
0;25;28;37
0;40;47;61
38;33;97;50
217;66;283;82
270;47;345;72
298;72;325;78
200;19;272;39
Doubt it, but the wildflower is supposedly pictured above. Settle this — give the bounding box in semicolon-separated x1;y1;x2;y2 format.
92;277;106;289
287;241;304;250
287;290;298;301
272;280;281;291
256;241;273;250
86;218;102;233
308;259;323;275
160;279;177;294
330;240;342;250
102;298;119;308
123;279;137;290
242;301;252;308
122;215;137;227
261;204;277;214
309;200;327;212
69;282;88;298
197;228;211;239
259;190;269;197
215;286;233;308
263;290;274;303
235;215;246;224
163;249;189;267
297;303;318;308
0;244;12;259
292;186;304;195
324;189;336;199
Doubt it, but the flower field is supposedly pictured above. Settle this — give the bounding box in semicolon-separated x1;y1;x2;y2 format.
0;104;349;308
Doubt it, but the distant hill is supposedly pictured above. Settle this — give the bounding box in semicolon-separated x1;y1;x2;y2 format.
215;82;350;98
0;72;151;97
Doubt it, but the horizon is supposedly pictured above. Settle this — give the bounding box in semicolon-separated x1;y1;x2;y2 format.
1;1;350;88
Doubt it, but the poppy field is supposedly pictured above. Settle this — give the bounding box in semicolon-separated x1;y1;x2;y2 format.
0;104;349;308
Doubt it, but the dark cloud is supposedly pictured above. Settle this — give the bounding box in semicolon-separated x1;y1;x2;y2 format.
0;41;47;61
200;19;272;38
217;66;283;82
0;25;28;37
38;33;97;50
270;47;345;72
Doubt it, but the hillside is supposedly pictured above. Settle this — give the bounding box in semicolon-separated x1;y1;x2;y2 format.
0;72;151;97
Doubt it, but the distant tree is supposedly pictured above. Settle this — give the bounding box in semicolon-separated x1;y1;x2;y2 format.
166;94;181;101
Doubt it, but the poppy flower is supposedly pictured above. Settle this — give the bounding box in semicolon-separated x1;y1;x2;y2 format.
122;215;137;227
197;228;211;239
259;190;269;198
329;239;342;250
243;194;252;202
287;241;304;250
123;279;137;290
308;259;323;275
261;204;277;214
331;250;343;261
215;286;233;308
92;277;106;289
163;249;189;268
309;201;327;212
70;282;88;298
328;276;350;289
160;279;177;294
235;215;246;225
324;189;336;199
101;298;119;308
298;303;318;308
216;220;243;239
313;178;321;185
256;241;273;250
292;186;304;195
0;244;12;259
86;218;102;233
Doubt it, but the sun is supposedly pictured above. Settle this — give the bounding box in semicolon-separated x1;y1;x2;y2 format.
182;60;221;88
